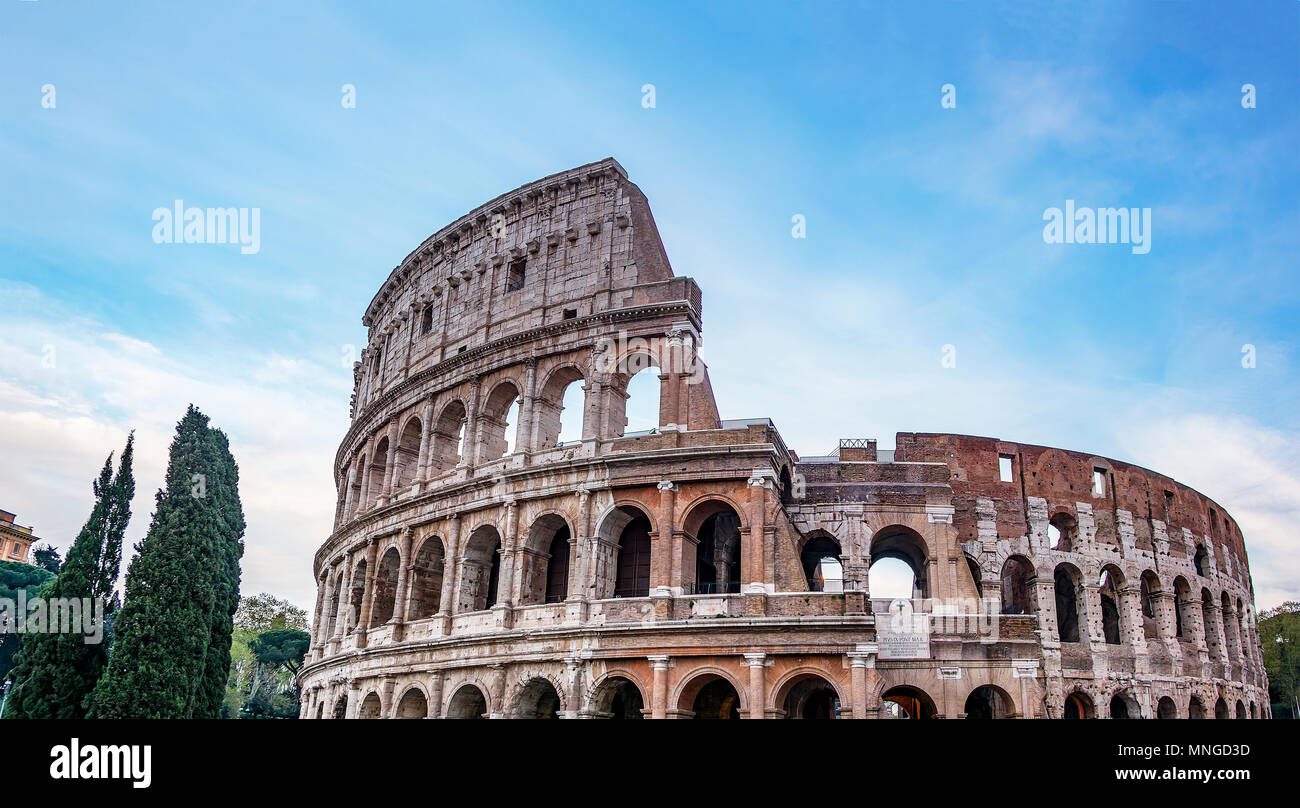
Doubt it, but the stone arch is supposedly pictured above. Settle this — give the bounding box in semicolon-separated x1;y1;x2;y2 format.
510;674;566;719
534;364;588;448
429;398;468;473
675;667;747;719
1214;696;1229;719
771;668;845;719
395;684;429;719
1139;570;1162;639
1173;576;1192;639
1193;543;1209;577
326;568;345;637
345;453;364;517
1234;699;1246;719
1156;696;1178;719
681;496;745;595
366;435;389;509
406;535;445;620
358;691;382;719
446;683;489;719
346;558;367;633
459;524;503;612
1063;688;1096;719
477;379;522;461
1108;689;1141;719
1188;695;1207;719
370;545;403;626
595;502;655;599
1053;562;1086;643
881;684;938;719
587;671;647;719
392;415;422;490
963;684;1015;719
332;694;348;719
1201;587;1222;657
1000;555;1035;615
1221;591;1239;663
869;524;931;599
519;512;574;605
1048;511;1077;552
1099;564;1125;645
799;532;844;593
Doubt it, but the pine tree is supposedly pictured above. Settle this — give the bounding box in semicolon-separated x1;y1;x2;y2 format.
4;434;134;719
89;406;244;718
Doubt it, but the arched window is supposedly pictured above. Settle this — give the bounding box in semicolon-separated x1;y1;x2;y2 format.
589;676;645;719
869;526;929;600
881;686;937;719
459;526;502;612
478;381;521;461
545;528;571;603
1063;691;1094;719
622;366;661;435
347;560;367;633
420;304;434;336
1221;591;1238;661
430;400;467;473
1202;588;1221;656
392;417;422;490
1109;692;1138;719
1157;696;1178;719
1188;696;1206;719
358;692;382;719
1000;556;1034;615
367;437;389;508
370;547;402;626
535;366;586;448
964;685;1013;719
446;685;487;719
1053;564;1083;643
686;502;742;595
1173;577;1191;639
395;688;428;719
778;674;840;719
614;514;652;598
800;536;843;593
326;570;344;638
1048;512;1077;552
1193;544;1208;577
681;675;742;719
1140;571;1161;639
1214;697;1229;719
515;678;562;719
1099;567;1123;645
407;537;445;620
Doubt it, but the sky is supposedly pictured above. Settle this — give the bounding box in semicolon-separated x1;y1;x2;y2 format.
0;1;1297;613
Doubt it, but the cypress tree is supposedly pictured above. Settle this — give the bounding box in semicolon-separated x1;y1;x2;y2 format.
89;406;244;718
4;434;134;719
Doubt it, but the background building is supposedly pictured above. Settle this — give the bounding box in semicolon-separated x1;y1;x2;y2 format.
0;510;37;564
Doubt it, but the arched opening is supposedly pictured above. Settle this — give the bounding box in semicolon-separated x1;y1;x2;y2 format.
346;455;364;517
429;400;468;473
406;536;445;620
1214;697;1229;719
1188;696;1206;719
779;466;793;505
1109;692;1139;719
800;535;843;593
544;529;571;603
1140;570;1161;639
459;526;502;612
1156;696;1178;719
589;676;645;719
1173;577;1191;639
392;417;422;490
965;555;983;599
333;695;348;719
367;437;389;509
515;678;562;719
478;381;521;461
1249;702;1257;719
1099;566;1123;645
446;685;488;719
604;506;652;599
1053;564;1083;643
964;685;1014;719
684;501;742;595
518;514;572;605
622;365;662;435
535;366;586;448
1221;592;1238;662
778;674;840;719
326;570;344;637
1235;700;1246;719
1063;691;1094;719
358;692;382;719
1000;556;1034;615
370;547;402;626
1193;544;1208;577
347;560;367;633
395;688;428;719
869;526;929;600
1201;588;1221;657
881;685;937;719
1048;512;1077;552
315;701;325;719
681;675;742;719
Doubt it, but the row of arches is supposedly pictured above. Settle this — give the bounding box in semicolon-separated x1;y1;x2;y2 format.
992;556;1258;669
339;361;665;522
1064;689;1261;719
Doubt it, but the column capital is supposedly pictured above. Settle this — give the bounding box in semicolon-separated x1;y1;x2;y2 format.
846;642;879;668
742;652;771;668
647;654;673;670
657;480;675;492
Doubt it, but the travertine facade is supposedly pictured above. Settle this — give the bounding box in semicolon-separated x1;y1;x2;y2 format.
298;158;1268;719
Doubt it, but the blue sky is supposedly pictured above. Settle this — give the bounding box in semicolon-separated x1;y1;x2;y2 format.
1;1;1297;611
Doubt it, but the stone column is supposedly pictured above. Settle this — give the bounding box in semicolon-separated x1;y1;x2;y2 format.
569;486;593;601
563;656;585;719
345;679;361;719
428;671;445;719
437;515;462;632
654;481;675;593
416;397;434;481
311;571;329;649
463;375;481;467
489;664;507;719
334;552;355;637
342;465;357;521
380;676;396;718
358;443;374;512
516;357;537;453
391;528;414;636
648;655;672;719
743;652;768;719
382;421;399;497
356;539;380;645
1012;659;1040;718
847;643;879;719
499;499;519;606
745;473;769;590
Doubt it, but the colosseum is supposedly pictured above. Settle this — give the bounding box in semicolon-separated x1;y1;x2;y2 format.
298;158;1269;719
